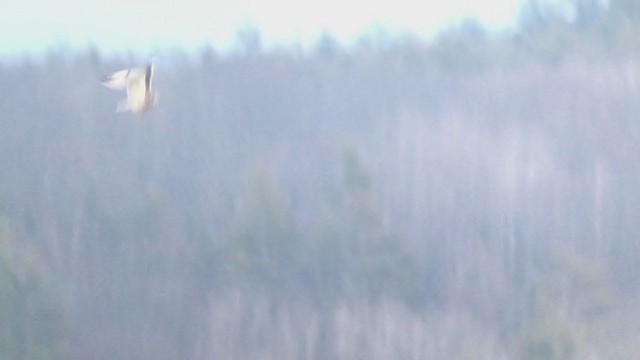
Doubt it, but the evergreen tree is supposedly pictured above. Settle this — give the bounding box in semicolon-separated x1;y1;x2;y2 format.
0;217;68;360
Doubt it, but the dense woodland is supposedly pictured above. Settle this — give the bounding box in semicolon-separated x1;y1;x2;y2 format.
3;0;640;359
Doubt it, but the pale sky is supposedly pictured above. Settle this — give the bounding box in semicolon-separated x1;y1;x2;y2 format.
0;0;521;56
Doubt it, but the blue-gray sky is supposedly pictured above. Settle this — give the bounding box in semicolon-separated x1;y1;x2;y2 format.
0;0;520;56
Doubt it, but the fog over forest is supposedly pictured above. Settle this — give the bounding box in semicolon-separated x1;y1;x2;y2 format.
2;1;640;359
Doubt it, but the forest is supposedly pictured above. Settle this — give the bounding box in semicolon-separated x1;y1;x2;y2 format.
2;0;640;359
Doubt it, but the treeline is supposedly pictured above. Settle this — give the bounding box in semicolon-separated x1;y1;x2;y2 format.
2;0;640;359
